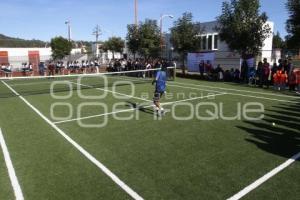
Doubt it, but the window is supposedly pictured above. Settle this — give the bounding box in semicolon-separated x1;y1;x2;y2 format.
201;36;207;50
208;35;213;50
214;35;219;50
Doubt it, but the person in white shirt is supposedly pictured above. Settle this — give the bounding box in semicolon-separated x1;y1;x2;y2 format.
29;63;33;71
121;59;126;71
85;60;90;73
82;60;87;74
144;62;152;78
74;61;79;73
2;64;12;77
94;60;100;73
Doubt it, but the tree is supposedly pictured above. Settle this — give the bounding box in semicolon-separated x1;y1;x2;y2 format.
286;0;300;50
75;40;93;54
126;19;160;59
103;37;125;59
50;36;72;60
216;0;272;58
273;31;286;49
138;19;160;58
170;12;202;74
126;24;140;59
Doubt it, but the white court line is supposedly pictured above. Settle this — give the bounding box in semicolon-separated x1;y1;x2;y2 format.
8;78;79;87
54;107;138;125
9;82;52;87
0;128;24;200
108;75;224;94
226;93;297;104
227;152;300;200
70;81;152;103
161;93;226;106
1;80;143;200
168;83;298;104
107;75;151;83
171;81;300;99
54;93;226;124
106;75;299;103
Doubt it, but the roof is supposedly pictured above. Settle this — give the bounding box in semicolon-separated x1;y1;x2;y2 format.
200;21;220;33
200;20;274;34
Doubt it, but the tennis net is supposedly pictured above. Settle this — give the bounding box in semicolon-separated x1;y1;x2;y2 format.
0;67;176;98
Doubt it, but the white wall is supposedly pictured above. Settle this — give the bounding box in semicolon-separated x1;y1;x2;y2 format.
0;48;51;69
261;21;274;63
198;21;274;69
71;48;82;54
0;48;82;69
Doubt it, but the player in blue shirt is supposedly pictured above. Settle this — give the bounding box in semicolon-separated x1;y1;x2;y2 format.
152;65;167;116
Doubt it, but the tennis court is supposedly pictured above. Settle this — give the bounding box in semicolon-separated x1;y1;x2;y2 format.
0;69;299;200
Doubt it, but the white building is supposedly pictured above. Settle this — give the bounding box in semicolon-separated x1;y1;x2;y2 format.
199;21;274;69
165;20;274;69
91;43;123;63
0;48;82;71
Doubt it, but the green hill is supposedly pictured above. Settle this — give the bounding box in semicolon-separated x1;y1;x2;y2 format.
0;34;46;48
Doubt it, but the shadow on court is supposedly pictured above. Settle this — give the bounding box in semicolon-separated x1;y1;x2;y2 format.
237;102;300;159
125;101;154;115
225;82;300;97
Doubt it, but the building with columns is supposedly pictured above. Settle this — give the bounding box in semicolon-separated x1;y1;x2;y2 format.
164;20;275;69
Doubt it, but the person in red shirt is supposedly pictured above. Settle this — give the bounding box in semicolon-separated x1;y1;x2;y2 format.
48;62;55;76
288;70;297;91
280;71;288;91
294;69;300;94
205;60;213;80
273;69;281;91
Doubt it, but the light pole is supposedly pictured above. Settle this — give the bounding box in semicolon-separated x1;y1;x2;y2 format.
170;47;174;60
135;0;138;27
160;14;174;58
93;25;102;58
65;20;71;62
93;25;101;44
65;20;71;42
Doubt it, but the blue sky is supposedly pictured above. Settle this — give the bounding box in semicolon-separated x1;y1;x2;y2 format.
0;0;288;42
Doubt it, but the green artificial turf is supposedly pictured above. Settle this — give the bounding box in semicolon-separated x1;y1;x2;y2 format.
0;148;14;200
0;76;299;200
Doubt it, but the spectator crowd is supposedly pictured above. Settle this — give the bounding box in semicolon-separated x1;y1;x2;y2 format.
1;58;176;78
198;58;300;93
1;56;299;94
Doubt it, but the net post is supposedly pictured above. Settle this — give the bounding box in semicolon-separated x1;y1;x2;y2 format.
173;65;176;81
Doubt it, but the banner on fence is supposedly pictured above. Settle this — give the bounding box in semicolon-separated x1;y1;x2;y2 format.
187;52;215;72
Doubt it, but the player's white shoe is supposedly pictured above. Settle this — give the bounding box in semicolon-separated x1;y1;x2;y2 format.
160;108;165;116
153;106;160;116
